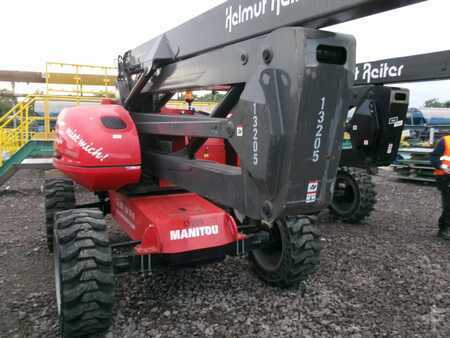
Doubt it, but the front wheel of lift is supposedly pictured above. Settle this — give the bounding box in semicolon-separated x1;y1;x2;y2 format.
53;209;114;338
248;216;321;288
329;166;377;223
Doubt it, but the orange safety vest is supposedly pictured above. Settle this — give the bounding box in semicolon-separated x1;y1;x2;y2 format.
434;136;450;176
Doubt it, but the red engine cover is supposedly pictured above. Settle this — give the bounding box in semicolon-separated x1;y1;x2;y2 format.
54;103;141;191
110;191;244;255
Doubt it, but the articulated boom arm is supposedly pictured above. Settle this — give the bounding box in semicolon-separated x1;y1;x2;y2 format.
133;28;356;221
342;49;450;169
355;49;450;85
118;0;424;108
130;0;424;60
341;85;410;168
115;0;426;222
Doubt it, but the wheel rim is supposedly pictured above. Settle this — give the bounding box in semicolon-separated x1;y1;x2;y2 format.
251;222;283;272
331;174;359;216
53;235;62;317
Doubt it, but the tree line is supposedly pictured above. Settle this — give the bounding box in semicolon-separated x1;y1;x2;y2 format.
0;89;17;117
424;98;450;108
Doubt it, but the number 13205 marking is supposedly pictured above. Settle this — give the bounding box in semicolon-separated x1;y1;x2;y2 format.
312;97;326;163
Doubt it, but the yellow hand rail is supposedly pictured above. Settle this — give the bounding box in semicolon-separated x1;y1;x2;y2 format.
1;61;223;167
1;61;119;167
0;94;106;167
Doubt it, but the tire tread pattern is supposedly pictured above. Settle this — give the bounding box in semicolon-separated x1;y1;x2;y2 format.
44;178;75;252
330;166;377;223
54;209;114;338
249;216;321;288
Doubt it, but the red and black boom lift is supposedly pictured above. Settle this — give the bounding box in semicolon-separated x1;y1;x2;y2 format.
43;0;425;336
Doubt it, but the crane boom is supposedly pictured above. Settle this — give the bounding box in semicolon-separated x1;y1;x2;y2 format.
130;0;425;66
119;0;426;107
355;50;450;85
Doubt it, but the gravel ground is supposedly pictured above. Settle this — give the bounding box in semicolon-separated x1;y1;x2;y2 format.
0;169;449;337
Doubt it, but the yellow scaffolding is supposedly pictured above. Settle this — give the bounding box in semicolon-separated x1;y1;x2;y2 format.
0;95;106;166
0;62;221;167
45;62;117;97
166;100;217;112
0;62;117;166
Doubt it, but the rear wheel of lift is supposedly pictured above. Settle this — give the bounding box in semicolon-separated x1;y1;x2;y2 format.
329;166;377;223
53;209;114;338
44;177;76;252
249;216;321;288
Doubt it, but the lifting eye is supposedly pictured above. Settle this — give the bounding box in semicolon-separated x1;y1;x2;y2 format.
101;116;127;130
316;45;347;65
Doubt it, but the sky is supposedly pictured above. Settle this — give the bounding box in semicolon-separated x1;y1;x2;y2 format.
0;0;449;107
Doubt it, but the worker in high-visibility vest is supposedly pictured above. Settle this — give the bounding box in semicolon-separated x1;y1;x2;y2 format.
431;135;450;240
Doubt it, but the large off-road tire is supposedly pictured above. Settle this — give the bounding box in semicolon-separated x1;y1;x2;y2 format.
329;166;377;223
53;209;114;338
249;216;321;288
44;178;76;252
